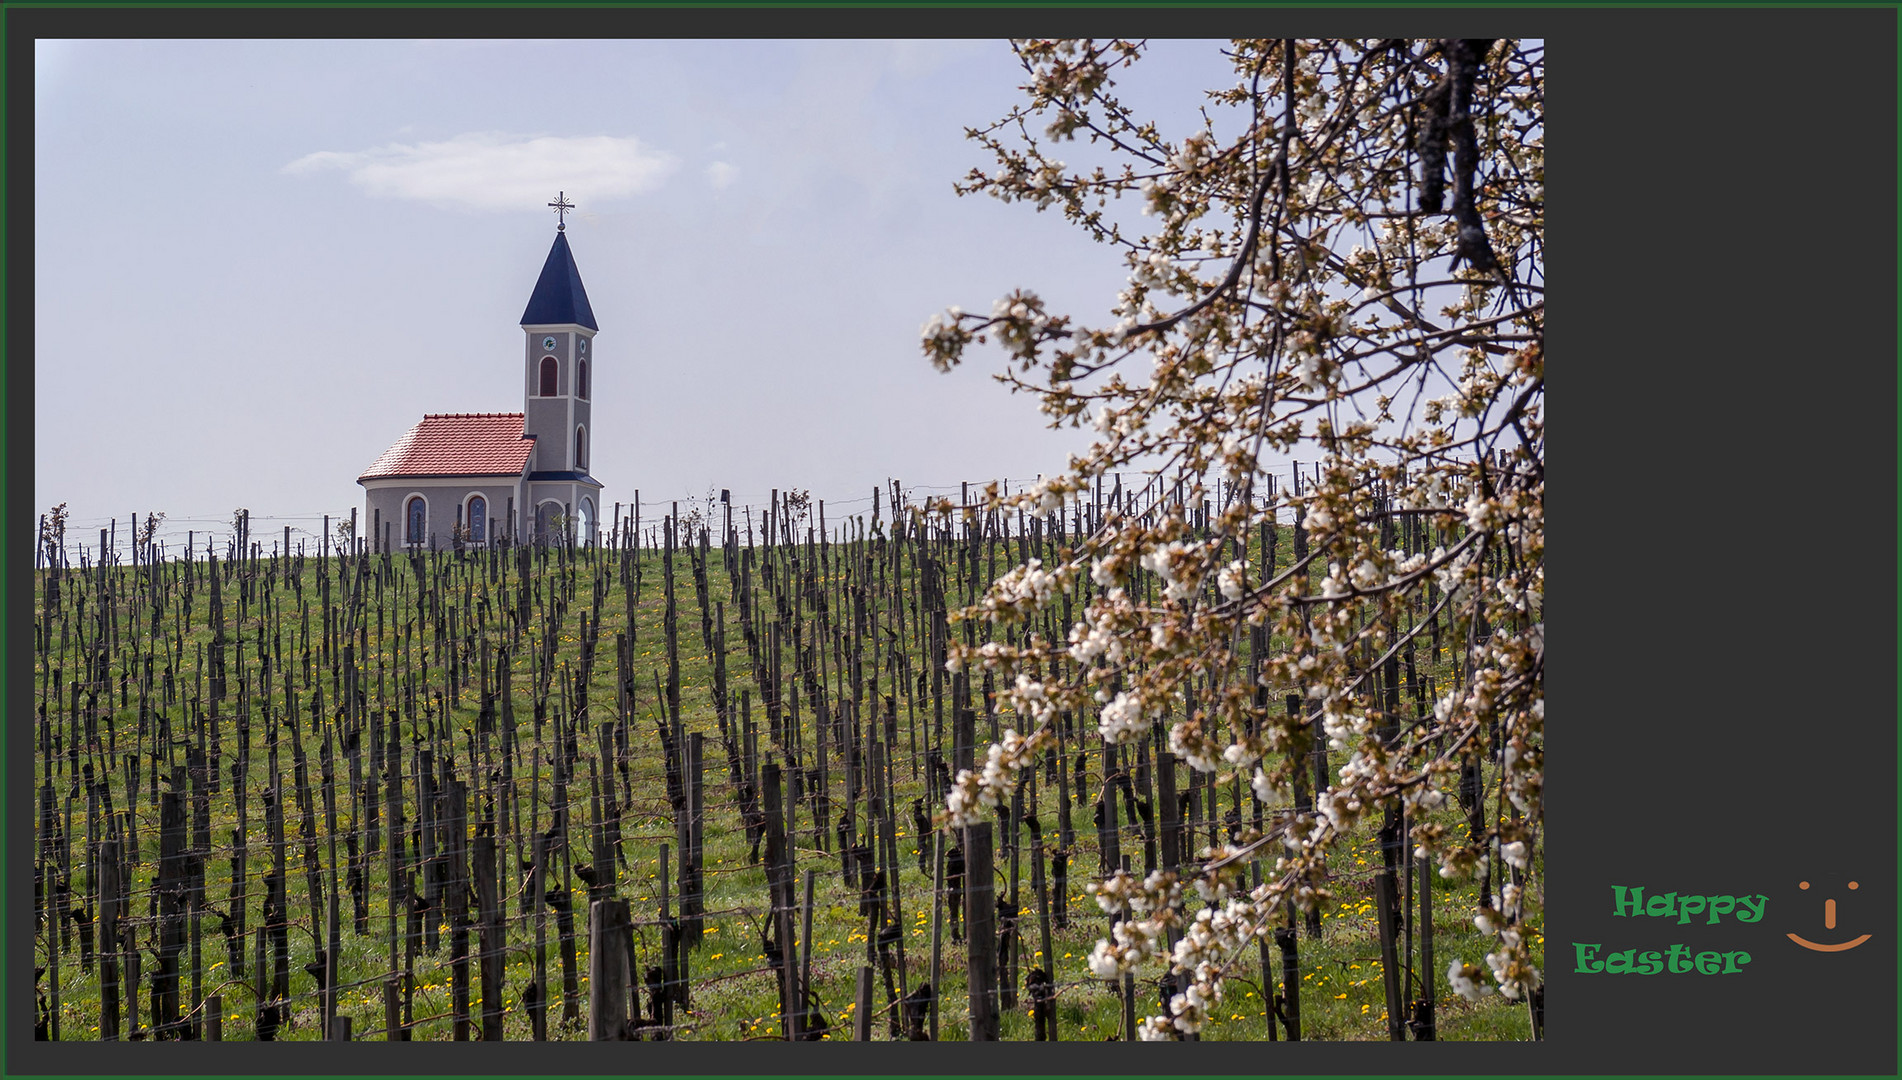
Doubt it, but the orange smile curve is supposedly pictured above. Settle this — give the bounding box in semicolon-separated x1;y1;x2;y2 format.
1787;932;1873;952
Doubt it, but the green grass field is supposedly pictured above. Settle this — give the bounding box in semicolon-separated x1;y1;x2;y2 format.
32;513;1541;1041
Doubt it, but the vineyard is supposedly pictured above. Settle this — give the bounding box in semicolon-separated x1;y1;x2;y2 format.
32;474;1542;1042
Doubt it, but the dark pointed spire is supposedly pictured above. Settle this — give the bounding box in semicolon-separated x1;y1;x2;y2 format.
520;230;598;330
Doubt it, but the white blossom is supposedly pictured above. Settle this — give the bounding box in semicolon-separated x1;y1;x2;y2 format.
1501;840;1530;870
1138;1016;1178;1040
1251;767;1277;804
1465;490;1500;531
1318;564;1350;599
1217;559;1246;600
1097;691;1147;743
1486;946;1541;1001
1448;960;1495;1001
1168;721;1223;773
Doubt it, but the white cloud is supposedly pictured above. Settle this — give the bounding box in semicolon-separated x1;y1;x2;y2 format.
705;161;740;190
283;132;676;211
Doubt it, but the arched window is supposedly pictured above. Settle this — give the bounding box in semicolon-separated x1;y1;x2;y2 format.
405;496;427;545
467;495;487;542
539;356;558;397
576;426;587;470
579;498;595;547
578;359;589;399
536;501;560;543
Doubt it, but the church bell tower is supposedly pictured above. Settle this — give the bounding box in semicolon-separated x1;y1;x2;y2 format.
520;192;603;543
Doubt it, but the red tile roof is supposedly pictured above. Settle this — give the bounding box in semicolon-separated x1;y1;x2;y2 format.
358;413;536;480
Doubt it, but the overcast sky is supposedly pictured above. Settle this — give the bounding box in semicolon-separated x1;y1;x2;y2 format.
35;38;1250;554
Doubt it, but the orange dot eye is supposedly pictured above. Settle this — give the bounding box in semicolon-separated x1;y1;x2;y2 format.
1848;881;1859;890
1799;881;1810;890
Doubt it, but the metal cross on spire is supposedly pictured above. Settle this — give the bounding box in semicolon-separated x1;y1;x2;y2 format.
548;191;575;231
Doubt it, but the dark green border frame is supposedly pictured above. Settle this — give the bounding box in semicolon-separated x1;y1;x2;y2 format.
5;6;1897;1079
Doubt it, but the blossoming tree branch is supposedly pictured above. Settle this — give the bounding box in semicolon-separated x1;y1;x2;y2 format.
920;38;1543;1038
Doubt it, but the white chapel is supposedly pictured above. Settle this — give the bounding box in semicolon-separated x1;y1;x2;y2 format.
358;198;605;549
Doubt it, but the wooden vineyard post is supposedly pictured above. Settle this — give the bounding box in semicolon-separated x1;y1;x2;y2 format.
901;982;933;1042
1133;738;1156;876
449;774;472;1042
1026;966;1055;1041
474;832;504;1041
1156;744;1181;872
1412;846;1437;1040
1201;767;1219;857
1305;698;1327;940
417;747;439;957
872;737;906;1038
1027;798;1055;1041
928;826;943;1042
1286;694;1310;824
1053;717;1073;930
999;786;1021;1014
673;889;693;1018
530;832;548;1042
1373;869;1406;1040
762;762;801;1041
1276;916;1301;1041
321;727;341;1043
1096;756;1120;878
963;822;996;1041
586;898;631;1040
155;784;188;1037
1252;863;1275;1042
384;713;405;1040
553;880;580;1028
1120;856;1136;1041
251;926;268;1041
799;868;817;1040
37;783;57;1043
658;844;674;1036
685;732;704;942
98;836;121;1041
854;965;874;1041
